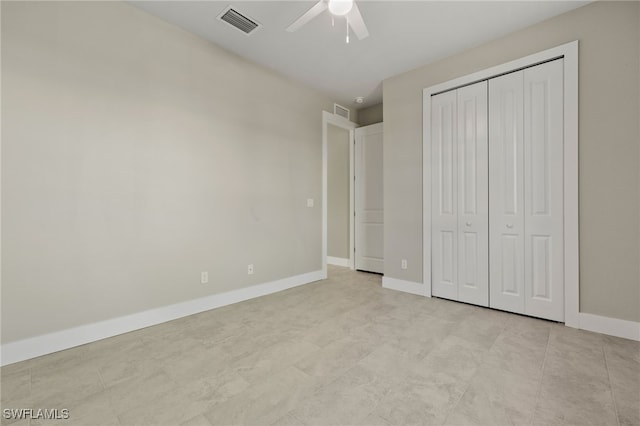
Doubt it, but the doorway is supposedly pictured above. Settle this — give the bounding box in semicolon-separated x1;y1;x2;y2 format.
322;113;385;277
327;122;352;267
322;111;356;278
423;41;579;326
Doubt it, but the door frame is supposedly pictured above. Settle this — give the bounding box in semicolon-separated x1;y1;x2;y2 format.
322;111;357;278
422;40;579;327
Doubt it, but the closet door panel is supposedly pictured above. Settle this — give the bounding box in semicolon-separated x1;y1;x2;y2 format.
457;82;489;307
489;71;525;314
523;59;564;321
431;90;458;301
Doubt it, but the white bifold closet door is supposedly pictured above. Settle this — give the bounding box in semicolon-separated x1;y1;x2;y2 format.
432;81;489;306
489;59;564;321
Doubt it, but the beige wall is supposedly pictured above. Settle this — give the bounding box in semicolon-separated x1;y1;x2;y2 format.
357;103;383;127
383;1;640;322
1;1;335;343
327;124;350;259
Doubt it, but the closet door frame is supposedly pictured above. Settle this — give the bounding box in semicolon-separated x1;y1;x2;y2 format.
422;41;579;328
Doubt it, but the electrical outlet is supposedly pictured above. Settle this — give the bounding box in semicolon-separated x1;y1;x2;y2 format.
247;264;254;275
401;259;408;270
201;271;209;284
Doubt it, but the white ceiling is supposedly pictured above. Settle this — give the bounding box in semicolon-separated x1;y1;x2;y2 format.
129;1;589;109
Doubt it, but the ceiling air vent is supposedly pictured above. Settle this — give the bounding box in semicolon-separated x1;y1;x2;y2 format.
334;104;350;120
217;7;261;35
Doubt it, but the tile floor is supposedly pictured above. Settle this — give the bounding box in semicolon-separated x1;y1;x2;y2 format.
1;266;639;425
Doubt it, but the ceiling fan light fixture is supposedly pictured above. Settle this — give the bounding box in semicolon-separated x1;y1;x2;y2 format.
328;0;353;16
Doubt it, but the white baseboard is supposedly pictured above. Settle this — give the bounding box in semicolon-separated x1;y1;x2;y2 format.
382;278;639;341
5;271;636;366
327;256;350;267
1;270;323;366
382;276;428;297
577;312;640;342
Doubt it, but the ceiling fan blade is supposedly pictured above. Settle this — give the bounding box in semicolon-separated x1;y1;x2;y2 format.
286;0;328;33
347;2;369;40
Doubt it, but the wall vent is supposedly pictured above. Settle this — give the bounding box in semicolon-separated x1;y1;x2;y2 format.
217;7;261;35
334;104;350;120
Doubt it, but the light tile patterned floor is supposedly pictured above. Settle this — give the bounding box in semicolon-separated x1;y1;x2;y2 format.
2;266;639;425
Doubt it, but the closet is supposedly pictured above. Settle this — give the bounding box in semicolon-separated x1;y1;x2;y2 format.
430;58;564;322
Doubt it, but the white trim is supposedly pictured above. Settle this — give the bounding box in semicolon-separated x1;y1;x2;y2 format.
0;270;323;366
322;110;357;278
423;41;579;325
563;43;580;328
422;86;432;299
382;276;428;297
349;125;355;270
322;112;328;279
384;284;639;342
327;256;350;267
425;42;573;96
578;313;640;342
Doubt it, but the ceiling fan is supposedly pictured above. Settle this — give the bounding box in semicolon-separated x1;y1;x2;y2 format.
286;0;369;43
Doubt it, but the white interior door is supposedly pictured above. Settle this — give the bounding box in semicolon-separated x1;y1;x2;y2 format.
457;82;489;306
489;59;564;321
355;123;384;273
431;90;458;300
489;70;526;314
523;59;564;322
431;83;488;305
